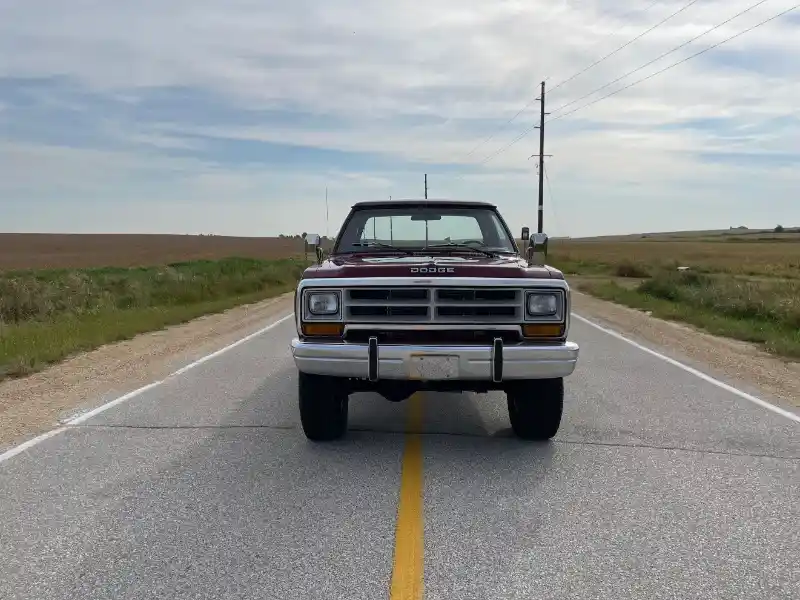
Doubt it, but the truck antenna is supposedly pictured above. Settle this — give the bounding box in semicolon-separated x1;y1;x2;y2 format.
325;186;329;238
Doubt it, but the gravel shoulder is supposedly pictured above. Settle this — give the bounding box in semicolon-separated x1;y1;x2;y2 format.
571;288;800;409
0;293;294;449
3;285;798;450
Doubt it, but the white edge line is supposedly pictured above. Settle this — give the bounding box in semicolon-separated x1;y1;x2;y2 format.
0;427;67;464
6;309;795;465
572;313;800;424
0;312;294;465
67;381;166;425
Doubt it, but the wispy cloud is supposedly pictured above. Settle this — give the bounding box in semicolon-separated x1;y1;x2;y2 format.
1;0;798;237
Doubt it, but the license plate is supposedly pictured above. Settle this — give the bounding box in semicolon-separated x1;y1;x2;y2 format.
408;355;459;380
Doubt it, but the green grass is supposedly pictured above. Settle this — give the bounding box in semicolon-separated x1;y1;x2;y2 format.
0;257;308;379
579;271;800;359
549;239;800;359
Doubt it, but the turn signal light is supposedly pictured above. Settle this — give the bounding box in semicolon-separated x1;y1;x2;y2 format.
522;323;564;338
302;322;344;337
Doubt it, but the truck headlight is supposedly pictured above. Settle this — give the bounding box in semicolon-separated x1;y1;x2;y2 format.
526;292;559;316
307;292;339;316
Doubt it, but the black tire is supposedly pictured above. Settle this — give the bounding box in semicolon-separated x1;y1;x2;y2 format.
506;378;564;440
298;372;349;441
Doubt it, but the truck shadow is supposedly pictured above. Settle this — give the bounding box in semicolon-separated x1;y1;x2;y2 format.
345;389;533;442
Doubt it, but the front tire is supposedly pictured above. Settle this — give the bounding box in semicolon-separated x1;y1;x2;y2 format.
506;378;564;440
298;372;349;441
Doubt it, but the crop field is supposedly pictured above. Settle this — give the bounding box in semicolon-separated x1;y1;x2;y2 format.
1;228;798;379
548;230;800;360
0;233;317;379
0;233;317;271
548;234;800;279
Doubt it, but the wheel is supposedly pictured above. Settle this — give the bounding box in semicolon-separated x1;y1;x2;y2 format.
298;372;349;441
506;378;564;440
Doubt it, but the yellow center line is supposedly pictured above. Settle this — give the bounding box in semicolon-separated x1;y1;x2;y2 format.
390;392;425;600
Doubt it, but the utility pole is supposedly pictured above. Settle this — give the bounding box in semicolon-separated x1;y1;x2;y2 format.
536;81;548;234
424;174;428;199
537;81;545;234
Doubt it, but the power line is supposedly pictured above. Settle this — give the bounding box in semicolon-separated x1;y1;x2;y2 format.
451;1;663;163
456;79;548;162
547;3;799;124
548;0;773;119
584;0;664;53
547;0;702;96
468;3;799;168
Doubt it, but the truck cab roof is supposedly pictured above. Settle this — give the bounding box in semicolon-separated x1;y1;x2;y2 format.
350;199;498;210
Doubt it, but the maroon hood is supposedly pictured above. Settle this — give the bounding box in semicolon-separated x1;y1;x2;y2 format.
301;253;563;279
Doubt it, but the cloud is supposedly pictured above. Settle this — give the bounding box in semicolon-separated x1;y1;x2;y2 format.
1;0;798;237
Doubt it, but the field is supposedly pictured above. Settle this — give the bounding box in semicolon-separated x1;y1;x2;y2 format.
547;229;800;360
549;236;800;279
0;233;318;380
0;233;316;270
1;228;799;380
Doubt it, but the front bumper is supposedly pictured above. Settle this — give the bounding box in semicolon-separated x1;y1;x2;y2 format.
290;338;579;381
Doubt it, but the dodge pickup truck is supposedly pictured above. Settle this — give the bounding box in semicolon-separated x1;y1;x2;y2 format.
290;199;580;441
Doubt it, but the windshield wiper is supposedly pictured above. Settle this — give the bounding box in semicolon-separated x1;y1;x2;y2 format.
460;240;517;254
349;241;415;255
422;242;498;258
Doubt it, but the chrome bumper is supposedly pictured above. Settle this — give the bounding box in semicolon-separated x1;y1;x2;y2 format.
290;338;579;381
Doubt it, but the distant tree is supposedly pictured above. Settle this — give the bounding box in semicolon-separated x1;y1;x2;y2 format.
775;224;785;233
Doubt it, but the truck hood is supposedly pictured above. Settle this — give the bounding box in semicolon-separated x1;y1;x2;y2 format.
301;254;563;280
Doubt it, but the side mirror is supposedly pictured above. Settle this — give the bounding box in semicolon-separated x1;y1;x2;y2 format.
304;233;323;265
526;232;548;266
520;226;530;241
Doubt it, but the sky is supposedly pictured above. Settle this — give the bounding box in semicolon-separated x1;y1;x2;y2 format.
1;0;798;239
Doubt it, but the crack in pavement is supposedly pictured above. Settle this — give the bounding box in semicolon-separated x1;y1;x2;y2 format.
68;424;799;460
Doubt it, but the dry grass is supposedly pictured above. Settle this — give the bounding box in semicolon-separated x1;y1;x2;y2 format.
550;233;800;360
580;275;800;359
2;229;799;373
0;232;326;379
0;233;315;271
0;257;308;379
549;238;800;279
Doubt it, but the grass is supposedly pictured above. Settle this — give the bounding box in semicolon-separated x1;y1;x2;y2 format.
549;238;800;278
3;229;799;377
551;237;800;360
0;257;308;379
0;233;316;270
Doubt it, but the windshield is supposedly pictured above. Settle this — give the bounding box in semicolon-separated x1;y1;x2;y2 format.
334;206;518;254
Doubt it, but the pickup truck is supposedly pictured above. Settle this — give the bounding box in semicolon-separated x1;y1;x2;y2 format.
290;199;580;441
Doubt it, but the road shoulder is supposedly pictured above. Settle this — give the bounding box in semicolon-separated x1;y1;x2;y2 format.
5;286;797;451
571;290;800;410
0;293;294;449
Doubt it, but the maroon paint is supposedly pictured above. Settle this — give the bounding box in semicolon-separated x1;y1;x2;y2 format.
300;253;564;280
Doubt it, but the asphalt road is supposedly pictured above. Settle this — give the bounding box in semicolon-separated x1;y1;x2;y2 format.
1;315;798;600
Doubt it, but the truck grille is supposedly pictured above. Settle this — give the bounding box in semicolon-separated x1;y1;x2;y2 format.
344;287;523;324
